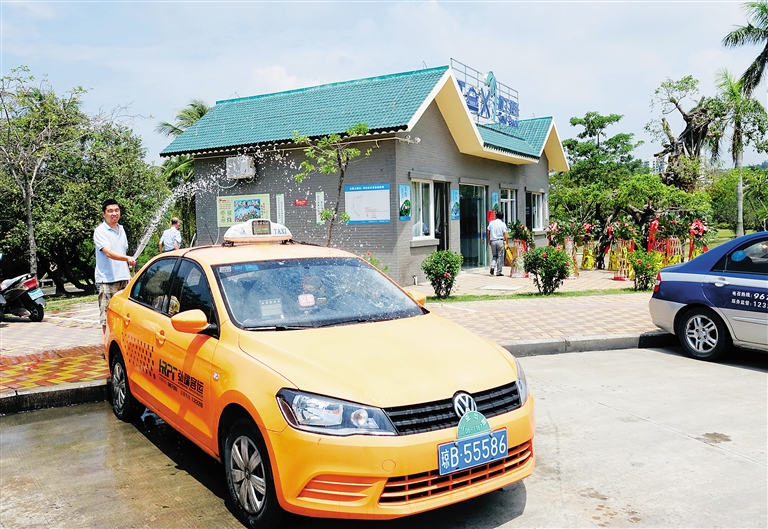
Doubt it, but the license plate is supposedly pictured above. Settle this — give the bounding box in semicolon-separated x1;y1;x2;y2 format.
437;428;507;475
28;288;44;300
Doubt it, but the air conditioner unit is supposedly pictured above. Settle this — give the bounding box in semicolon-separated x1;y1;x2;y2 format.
226;155;256;180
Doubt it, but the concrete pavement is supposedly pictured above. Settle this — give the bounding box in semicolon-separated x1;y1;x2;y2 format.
0;268;675;414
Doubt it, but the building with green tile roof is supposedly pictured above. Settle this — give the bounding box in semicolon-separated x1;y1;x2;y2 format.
167;63;568;285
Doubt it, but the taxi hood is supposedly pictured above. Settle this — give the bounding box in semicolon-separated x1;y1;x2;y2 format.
237;313;517;408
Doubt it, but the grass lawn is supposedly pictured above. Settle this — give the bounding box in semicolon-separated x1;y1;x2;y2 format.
45;293;98;312
426;287;643;303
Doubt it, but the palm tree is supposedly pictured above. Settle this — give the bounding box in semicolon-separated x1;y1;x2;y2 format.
156;99;210;246
712;69;768;235
723;1;768;96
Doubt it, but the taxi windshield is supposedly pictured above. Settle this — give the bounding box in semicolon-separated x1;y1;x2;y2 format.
214;257;424;330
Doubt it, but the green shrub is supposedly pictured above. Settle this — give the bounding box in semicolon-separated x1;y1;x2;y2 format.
421;250;463;299
523;246;570;295
361;251;388;273
628;249;663;291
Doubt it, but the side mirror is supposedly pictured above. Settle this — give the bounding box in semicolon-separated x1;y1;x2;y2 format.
171;309;210;334
404;288;427;307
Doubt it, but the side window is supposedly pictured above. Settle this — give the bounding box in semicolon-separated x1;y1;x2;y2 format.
130;258;177;313
723;238;768;275
169;259;216;323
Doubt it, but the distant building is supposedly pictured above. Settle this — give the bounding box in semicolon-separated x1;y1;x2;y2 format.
161;63;569;286
643;156;667;175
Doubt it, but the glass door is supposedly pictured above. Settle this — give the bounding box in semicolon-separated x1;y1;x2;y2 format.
459;184;487;269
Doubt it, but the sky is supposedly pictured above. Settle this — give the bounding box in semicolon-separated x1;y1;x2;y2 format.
1;0;765;168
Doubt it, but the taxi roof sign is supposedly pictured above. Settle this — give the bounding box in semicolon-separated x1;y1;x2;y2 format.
223;219;292;244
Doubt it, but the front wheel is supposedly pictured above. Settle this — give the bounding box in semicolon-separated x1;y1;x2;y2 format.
110;350;144;422
25;300;44;322
223;419;283;529
678;307;730;361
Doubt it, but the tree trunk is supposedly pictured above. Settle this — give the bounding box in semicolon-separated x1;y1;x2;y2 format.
326;154;347;247
24;180;38;276
734;123;744;237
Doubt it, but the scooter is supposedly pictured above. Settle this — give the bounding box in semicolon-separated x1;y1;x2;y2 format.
0;254;46;322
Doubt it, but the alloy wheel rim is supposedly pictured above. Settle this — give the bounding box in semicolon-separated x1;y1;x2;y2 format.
112;363;126;411
684;315;718;354
230;435;267;514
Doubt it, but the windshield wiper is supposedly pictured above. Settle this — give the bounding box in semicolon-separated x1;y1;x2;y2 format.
243;324;313;331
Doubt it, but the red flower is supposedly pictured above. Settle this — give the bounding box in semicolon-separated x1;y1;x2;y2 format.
444;272;451;277
542;252;548;258
556;245;562;251
637;259;642;264
646;264;652;269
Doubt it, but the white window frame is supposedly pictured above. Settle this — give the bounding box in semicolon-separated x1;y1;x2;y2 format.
528;191;544;231
500;188;517;224
411;180;434;239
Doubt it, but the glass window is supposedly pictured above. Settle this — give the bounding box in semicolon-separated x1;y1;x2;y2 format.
501;188;517;224
713;238;768;275
168;260;216;322
411;180;433;238
525;192;543;230
130;258;177;312
214;258;424;330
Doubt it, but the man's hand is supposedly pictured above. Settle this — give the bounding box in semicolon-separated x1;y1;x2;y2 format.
127;258;137;267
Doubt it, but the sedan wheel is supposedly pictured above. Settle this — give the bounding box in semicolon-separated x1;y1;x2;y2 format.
110;351;144;422
679;308;730;361
223;419;282;529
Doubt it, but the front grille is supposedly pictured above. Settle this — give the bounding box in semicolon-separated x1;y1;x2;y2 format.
379;440;532;504
384;382;521;435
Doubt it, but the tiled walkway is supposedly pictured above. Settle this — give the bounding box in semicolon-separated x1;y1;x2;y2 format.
0;268;659;394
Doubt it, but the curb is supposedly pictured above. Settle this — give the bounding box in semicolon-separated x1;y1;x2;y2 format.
0;379;109;415
0;331;678;415
500;331;678;357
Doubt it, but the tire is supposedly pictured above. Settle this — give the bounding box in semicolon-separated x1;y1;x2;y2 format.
223;419;283;529
25;300;44;322
110;350;144;422
678;307;731;361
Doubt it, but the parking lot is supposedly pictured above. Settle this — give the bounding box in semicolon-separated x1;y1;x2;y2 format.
1;347;766;528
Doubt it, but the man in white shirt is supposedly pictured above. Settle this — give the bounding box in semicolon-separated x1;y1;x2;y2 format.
159;218;182;252
486;210;508;276
94;199;136;333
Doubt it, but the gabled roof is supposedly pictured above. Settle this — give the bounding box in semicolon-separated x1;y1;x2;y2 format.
161;65;568;171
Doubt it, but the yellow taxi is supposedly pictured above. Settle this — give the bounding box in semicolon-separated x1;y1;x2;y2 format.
105;219;534;529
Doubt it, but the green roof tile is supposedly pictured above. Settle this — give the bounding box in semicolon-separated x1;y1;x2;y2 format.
161;66;449;156
477;117;553;159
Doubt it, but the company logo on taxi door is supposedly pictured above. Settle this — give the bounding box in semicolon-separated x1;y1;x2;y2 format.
158;359;204;408
453;392;477;418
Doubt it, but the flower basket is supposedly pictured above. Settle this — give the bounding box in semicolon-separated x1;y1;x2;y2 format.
613;239;635;281
508;240;529;278
580;241;596;270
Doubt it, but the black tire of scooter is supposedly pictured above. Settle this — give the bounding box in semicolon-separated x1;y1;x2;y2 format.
25;300;44;322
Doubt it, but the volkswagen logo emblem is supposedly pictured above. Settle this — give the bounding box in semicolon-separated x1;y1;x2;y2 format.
453;392;477;418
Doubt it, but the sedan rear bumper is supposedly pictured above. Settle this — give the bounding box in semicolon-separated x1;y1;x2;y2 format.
649;297;685;335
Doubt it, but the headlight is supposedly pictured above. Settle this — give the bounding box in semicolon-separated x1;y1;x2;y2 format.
515;357;529;406
276;389;397;436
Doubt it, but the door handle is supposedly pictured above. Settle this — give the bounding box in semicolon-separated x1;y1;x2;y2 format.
707;278;730;287
155;330;165;346
123;313;131;326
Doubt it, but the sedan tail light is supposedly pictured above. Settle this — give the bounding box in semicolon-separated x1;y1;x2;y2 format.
653;272;661;293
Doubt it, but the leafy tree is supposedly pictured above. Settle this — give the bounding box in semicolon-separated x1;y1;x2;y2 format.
156;99;210;246
646;76;727;192
293;123;372;246
0;66;88;275
550;112;644;266
722;0;768;95
709;167;768;231
711;69;768;235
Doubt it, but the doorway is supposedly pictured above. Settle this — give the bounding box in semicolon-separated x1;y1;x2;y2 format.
459;184;487;269
434;182;449;251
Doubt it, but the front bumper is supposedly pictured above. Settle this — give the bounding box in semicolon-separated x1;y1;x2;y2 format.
266;396;535;519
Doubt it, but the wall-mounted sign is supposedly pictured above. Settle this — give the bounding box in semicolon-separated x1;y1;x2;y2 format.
451;59;519;128
217;194;271;227
294;198;308;206
316;191;325;225
275;194;285;225
399;184;411;221
491;192;499;211
451;189;460;220
345;183;391;224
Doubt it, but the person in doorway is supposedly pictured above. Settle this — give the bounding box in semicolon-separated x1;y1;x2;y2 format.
94;199;136;333
159;217;182;252
487;210;508;276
